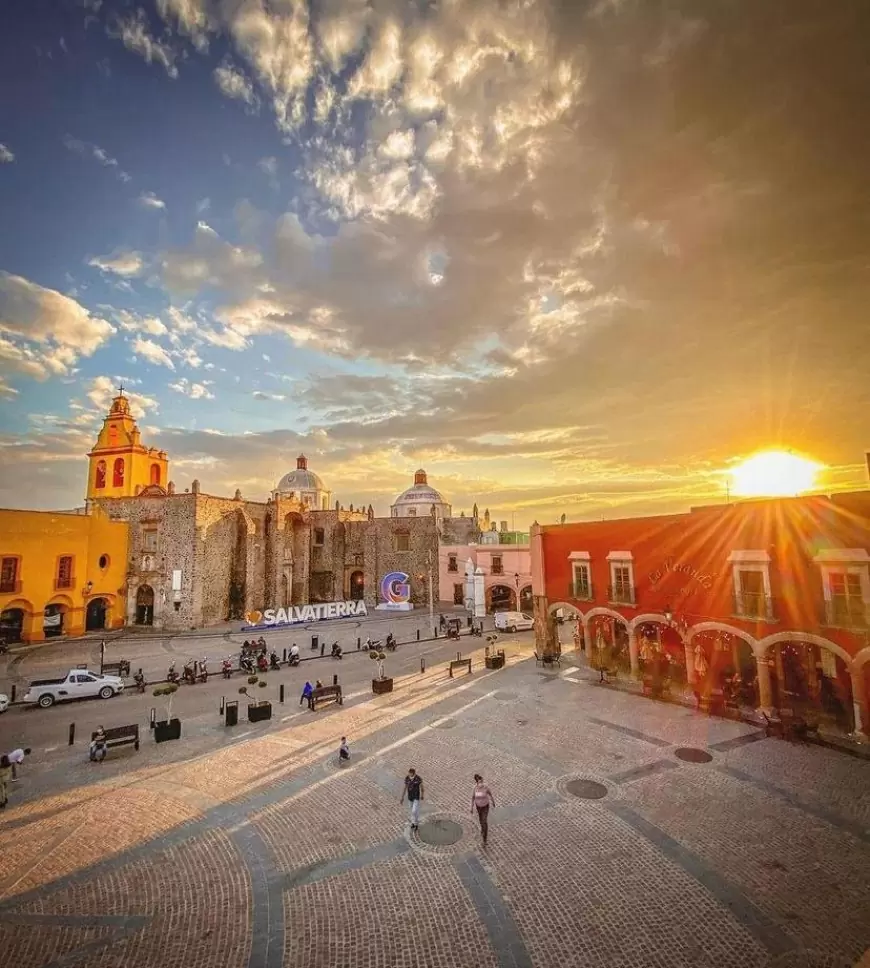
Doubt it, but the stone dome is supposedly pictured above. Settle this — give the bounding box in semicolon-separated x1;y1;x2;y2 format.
391;469;451;520
273;455;330;509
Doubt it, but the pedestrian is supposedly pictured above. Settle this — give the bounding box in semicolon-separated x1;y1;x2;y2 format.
0;755;11;809
6;747;31;781
338;736;350;764
471;773;495;846
300;680;313;707
401;767;424;830
89;727;107;763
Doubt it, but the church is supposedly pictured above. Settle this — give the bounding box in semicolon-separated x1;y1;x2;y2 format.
83;390;445;631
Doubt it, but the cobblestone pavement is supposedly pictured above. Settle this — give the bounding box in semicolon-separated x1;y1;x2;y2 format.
1;646;869;968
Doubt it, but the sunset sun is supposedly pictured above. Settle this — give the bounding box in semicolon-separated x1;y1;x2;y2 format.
729;450;823;498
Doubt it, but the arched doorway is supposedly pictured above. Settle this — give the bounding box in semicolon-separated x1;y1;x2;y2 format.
588;613;631;674
349;570;364;601
488;584;514;612
0;607;25;643
43;603;67;638
136;585;155;626
520;585;533;613
86;597;108;632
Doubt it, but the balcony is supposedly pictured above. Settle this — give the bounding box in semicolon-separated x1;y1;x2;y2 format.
732;591;776;622
54;576;74;591
0;578;22;595
568;581;593;601
823;599;869;630
607;584;636;606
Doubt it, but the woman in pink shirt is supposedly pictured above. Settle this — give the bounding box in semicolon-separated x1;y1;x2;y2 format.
471;774;496;846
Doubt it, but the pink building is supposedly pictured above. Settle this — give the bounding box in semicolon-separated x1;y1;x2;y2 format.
439;542;533;612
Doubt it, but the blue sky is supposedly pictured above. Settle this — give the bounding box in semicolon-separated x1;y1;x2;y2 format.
1;0;868;520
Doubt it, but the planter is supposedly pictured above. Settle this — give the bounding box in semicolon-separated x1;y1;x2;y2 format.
154;718;182;743
248;701;272;723
485;654;505;670
372;677;394;695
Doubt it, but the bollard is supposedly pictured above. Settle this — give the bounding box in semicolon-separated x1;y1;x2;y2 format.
279;683;285;704
468;616;473;627
150;707;156;730
457;651;461;662
10;684;16;703
416;629;420;641
333;674;338;686
311;635;319;651
320;643;325;657
283;648;287;663
68;723;75;746
220;696;225;715
420;656;425;674
357;637;361;649
434;627;439;638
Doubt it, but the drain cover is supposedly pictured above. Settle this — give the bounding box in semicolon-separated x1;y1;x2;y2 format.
416;818;464;846
675;747;713;764
435;718;457;729
564;779;608;800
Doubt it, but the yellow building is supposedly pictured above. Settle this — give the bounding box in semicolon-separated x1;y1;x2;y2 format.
0;505;130;643
85;389;168;503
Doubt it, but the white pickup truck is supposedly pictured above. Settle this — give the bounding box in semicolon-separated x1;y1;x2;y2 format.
23;669;125;708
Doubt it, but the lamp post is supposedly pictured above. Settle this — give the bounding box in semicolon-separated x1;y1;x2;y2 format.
515;573;520;612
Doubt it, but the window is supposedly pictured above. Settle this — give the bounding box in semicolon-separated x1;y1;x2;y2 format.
113;457;125;487
314;528;325;546
815;549;870;629
98;554;110;569
143;530;158;552
607;552;635;605
572;563;592;600
448;554;458;573
0;556;19;593
491;555;503;575
395;531;411;552
728;551;773;620
150;463;161;486
56;555;74;590
354;554;363;566
453;582;464;605
95;460;107;489
828;571;866;627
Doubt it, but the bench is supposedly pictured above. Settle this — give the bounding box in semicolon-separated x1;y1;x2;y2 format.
600;666;618;683
91;724;139;754
534;651;561;669
449;658;472;678
309;685;343;711
102;660;131;677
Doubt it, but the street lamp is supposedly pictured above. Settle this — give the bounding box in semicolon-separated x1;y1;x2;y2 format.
82;580;94;597
663;605;673;626
515;573;520;611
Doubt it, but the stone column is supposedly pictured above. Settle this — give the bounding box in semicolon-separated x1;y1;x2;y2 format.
629;628;640;679
850;666;868;741
684;638;696;687
755;651;773;713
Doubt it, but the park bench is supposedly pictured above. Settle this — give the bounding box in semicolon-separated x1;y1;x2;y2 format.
101;659;131;677
309;684;343;711
534;651;561;669
91;724;140;754
449;658;472;678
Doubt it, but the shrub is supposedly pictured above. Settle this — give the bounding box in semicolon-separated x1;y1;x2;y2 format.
238;686;248;695
247;675;259;685
258;680;268;688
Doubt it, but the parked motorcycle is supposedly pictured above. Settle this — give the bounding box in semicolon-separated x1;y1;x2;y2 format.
222;657;234;679
469;625;483;638
287;653;300;668
330;642;343;660
384;634;397;652
256;653;269;673
198;658;208;683
240;654;255;674
167;662;180;684
182;660;196;684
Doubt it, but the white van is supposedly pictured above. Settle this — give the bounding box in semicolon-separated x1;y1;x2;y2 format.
494;611;534;633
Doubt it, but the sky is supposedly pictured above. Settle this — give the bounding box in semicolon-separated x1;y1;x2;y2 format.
0;0;868;525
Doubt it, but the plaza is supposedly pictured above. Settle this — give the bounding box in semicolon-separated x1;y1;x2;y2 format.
1;638;869;968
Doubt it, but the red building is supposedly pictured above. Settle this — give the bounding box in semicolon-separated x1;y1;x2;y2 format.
531;491;870;738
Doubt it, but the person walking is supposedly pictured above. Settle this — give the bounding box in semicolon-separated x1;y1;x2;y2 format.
300;680;313;707
6;747;31;781
401;767;424;830
0;755;11;809
89;727;107;763
471;774;496;846
338;736;350;765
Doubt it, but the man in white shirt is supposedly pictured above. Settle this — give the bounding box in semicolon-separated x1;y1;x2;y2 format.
7;747;31;781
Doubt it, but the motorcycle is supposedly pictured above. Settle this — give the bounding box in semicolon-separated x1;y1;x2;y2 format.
469;625;483;638
256;653;269;673
198;658;209;683
287;652;300;668
166;662;180;685
384;634;397;652
133;669;146;693
365;639;382;653
182;660;196;684
330;642;343;660
269;651;281;670
240;654;255;674
222;657;234;679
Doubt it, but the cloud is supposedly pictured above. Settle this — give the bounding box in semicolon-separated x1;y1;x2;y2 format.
258;155;277;176
139;191;166;210
0;143;14;163
109;10;179;79
252;390;285;402
213;61;258;106
169;377;214;399
115;309;168;337
88;251;144;277
63;135;131;181
132;336;175;369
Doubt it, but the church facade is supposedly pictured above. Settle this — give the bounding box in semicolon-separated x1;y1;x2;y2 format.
85;392;442;631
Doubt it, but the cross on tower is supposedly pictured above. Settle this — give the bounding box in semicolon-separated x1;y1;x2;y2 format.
117;383;125;396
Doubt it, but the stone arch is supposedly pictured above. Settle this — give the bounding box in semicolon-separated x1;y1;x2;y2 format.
135;584;155;625
686;621;758;651
150;463;161;486
584;606;630;626
487;584;515;612
86;596;110;631
630;612;677;634
756;630;853;666
547;601;585;619
852;646;870;671
113;457;125;487
45;593;75;609
0;599;33;642
95;459;107;488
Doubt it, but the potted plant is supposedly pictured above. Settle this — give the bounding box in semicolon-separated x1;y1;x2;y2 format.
485;640;505;670
247;679;272;722
152;684;181;742
370;650;393;694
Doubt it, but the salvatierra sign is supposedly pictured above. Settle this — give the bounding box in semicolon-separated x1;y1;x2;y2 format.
243;600;368;629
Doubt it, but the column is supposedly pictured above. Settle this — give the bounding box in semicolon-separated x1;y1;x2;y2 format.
684;638;696;687
629;628;640;679
755;651;773;713
850;667;867;741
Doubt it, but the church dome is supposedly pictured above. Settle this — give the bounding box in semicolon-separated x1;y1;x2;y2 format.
273;455;329;507
391;469;451;519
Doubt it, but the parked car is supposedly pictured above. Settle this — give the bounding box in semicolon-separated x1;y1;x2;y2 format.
23;669;125;708
0;693;8;713
494;611;535;633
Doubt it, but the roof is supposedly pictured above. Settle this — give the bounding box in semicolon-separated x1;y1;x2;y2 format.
275;468;326;493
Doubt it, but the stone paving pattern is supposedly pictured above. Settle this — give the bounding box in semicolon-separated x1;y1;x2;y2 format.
1;643;869;968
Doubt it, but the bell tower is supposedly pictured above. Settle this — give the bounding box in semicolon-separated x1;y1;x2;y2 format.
86;387;169;502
